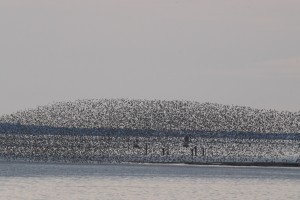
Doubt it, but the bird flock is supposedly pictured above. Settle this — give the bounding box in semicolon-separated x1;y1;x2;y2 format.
1;99;300;134
0;99;299;165
0;134;299;164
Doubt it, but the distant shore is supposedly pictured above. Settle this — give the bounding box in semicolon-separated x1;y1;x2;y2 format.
184;162;300;167
1;157;299;168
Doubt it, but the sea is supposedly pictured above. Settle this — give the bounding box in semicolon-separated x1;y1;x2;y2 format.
0;162;299;200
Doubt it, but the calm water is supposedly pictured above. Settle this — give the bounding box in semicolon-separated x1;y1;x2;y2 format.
0;162;299;200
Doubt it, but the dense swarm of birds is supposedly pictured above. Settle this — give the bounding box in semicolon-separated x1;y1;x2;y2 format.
1;99;299;164
1;134;299;164
1;99;300;134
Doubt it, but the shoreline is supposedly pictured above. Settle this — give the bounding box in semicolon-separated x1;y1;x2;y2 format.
184;162;300;168
1;158;299;168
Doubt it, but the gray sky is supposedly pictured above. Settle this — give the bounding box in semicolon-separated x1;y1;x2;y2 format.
1;0;300;115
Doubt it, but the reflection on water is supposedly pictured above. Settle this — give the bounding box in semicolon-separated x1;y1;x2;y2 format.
0;162;299;200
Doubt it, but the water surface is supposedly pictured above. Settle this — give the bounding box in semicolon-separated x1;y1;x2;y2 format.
0;162;299;200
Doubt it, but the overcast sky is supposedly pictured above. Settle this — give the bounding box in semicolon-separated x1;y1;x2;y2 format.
0;0;299;115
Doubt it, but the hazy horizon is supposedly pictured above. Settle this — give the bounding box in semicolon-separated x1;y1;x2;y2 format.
1;0;299;115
